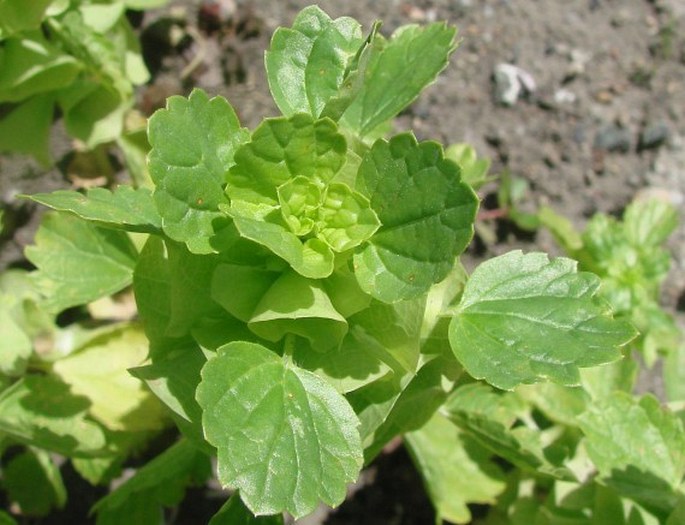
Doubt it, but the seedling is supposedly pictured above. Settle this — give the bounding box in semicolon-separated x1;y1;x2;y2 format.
4;6;683;524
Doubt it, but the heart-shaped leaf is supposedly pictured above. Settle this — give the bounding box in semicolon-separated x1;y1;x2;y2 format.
449;251;637;390
196;341;363;518
148;89;248;253
355;134;478;303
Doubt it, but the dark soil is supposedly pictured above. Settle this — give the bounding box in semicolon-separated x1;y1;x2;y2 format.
1;0;684;523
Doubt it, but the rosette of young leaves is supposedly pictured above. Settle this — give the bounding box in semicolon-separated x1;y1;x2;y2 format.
196;341;363;518
581;198;680;365
225;114;379;278
148;89;249;254
582;199;677;307
449;251;637;390
354;133;478;303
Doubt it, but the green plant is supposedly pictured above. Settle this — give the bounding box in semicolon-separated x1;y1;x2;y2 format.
0;0;166;168
3;5;684;524
539;197;683;372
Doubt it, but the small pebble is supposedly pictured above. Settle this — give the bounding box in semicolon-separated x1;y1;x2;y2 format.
493;63;536;106
554;89;577;104
594;124;632;153
639;122;671;151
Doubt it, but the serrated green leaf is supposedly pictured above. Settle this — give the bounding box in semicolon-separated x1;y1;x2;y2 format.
341;22;457;135
209;494;284;525
405;413;506;524
196;341;363;518
354;133;478;303
0;33;80;102
25;212;137;313
51;324;166;432
266;5;363;118
0;375;108;456
93;439;211;522
148;89;249;253
320;21;381;122
47;7;141;147
3;448;66;516
49;11;129;96
582;202;674;300
0;94;54;165
449;251;636;390
578;392;685;516
28;187;162;233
